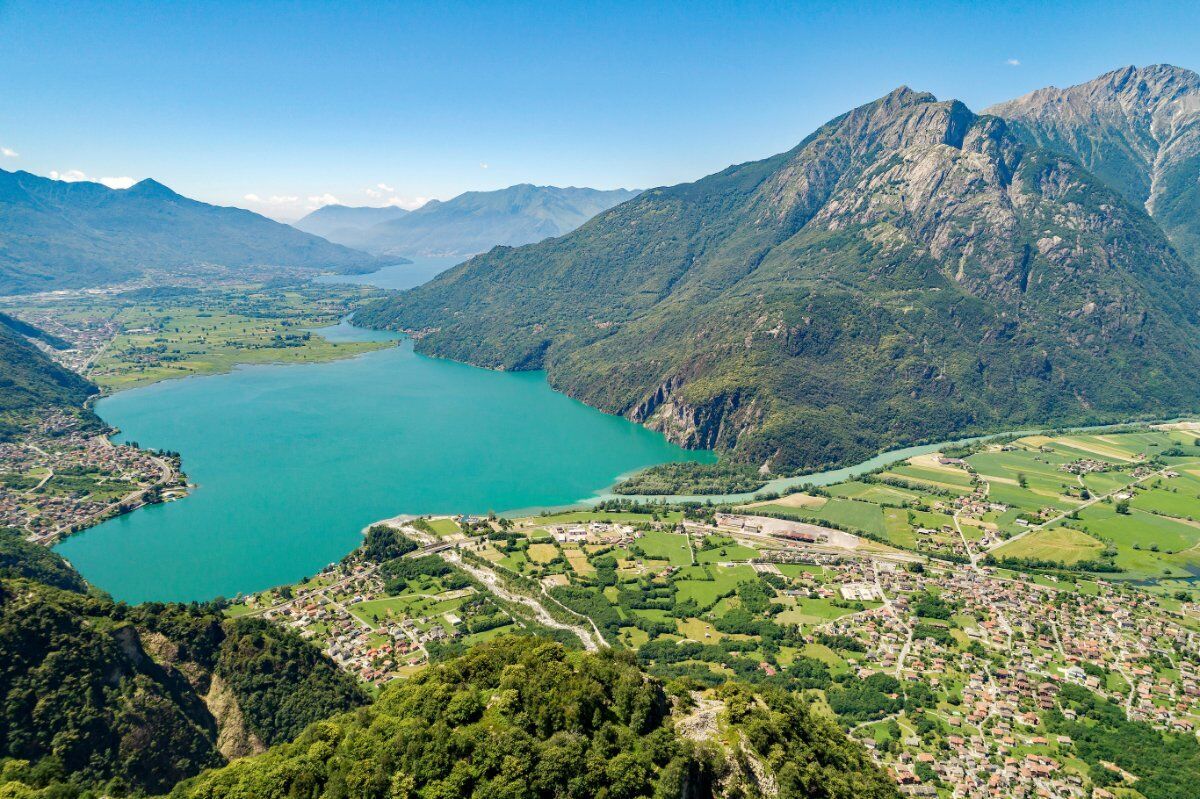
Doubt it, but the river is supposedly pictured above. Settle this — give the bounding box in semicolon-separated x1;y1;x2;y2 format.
54;258;1158;603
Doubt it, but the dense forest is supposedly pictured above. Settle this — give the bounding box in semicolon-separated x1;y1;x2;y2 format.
0;547;365;798
0;319;97;440
1046;683;1200;799
0;526;88;591
170;636;899;799
613;462;768;495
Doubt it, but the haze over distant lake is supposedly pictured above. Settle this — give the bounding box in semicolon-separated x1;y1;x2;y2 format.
57;314;711;604
316;255;464;290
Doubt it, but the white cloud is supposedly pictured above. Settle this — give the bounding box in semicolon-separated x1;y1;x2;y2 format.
306;193;341;209
244;193;300;205
1;147;17;158
49;170;137;189
50;169;89;182
243;187;427;220
479;162;489;169
1006;58;1021;67
385;195;429;210
365;182;397;198
99;176;136;189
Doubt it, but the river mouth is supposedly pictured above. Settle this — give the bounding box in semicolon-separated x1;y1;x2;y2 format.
55;320;712;605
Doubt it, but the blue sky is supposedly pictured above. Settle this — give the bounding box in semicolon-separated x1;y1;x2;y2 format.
2;0;1197;220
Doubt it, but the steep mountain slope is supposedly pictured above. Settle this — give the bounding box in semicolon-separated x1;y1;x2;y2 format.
291;203;409;242
169;637;899;799
339;184;640;257
0;546;366;798
987;64;1200;264
359;88;1200;472
0;170;380;294
0;318;97;439
0;526;88;591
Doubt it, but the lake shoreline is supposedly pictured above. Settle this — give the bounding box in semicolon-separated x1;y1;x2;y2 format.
55;321;710;604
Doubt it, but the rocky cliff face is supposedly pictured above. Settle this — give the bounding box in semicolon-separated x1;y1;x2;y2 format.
362;85;1200;472
987;64;1200;264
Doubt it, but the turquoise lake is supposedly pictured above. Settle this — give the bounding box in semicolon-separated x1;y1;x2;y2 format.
56;310;711;604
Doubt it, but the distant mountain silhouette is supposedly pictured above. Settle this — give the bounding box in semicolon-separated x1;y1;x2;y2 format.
306;184;639;257
292;204;410;243
0;170;380;294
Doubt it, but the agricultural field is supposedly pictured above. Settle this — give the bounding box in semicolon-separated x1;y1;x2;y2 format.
961;428;1200;583
709;425;1200;591
634;529;693;565
423;517;462;537
246;435;1200;799
5;281;389;391
991;525;1104;565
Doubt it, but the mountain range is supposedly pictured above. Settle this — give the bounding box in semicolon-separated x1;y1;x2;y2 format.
359;67;1200;473
290;203;410;243
0;170;381;295
6;62;1200;799
987;64;1200;266
296;184;640;258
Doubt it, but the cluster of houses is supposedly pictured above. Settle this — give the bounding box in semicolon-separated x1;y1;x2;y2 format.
248;549;517;685
547;520;637;544
0;413;176;543
254;564;430;684
1060;458;1114;476
806;552;1200;796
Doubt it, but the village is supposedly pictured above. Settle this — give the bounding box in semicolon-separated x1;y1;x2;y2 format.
816;554;1199;798
0;410;184;543
226;514;645;683
221;473;1200;799
7;399;1200;799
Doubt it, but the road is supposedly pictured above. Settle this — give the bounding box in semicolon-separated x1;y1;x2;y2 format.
874;564;914;678
442;550;603;651
27;467;53;494
987;461;1190;553
246;564;378;619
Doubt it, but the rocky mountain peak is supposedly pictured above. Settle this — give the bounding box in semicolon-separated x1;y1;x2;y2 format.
989;64;1200;124
987;63;1200;264
756;88;1021;239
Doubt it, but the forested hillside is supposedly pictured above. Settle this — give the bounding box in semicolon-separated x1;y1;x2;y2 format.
170;636;899;799
358;87;1200;473
0;548;366;798
0;318;97;440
